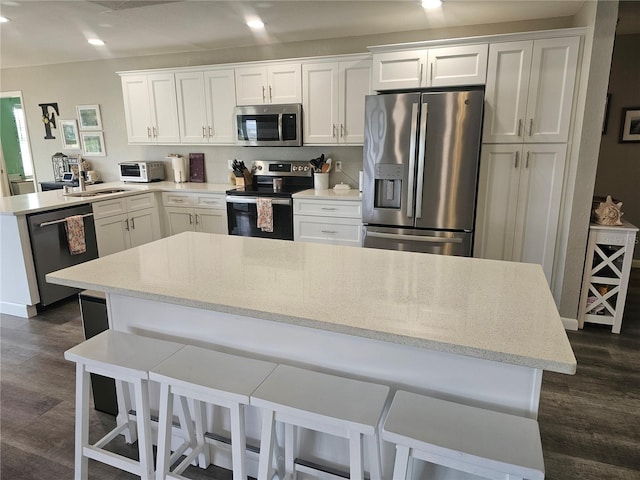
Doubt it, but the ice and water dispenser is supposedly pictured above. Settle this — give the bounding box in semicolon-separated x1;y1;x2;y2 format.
373;164;404;209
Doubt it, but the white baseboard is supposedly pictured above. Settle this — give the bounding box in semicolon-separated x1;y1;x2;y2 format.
562;317;579;331
0;301;37;318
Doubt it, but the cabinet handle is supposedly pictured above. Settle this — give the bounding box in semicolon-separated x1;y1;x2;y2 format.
147;127;152;138
125;219;129;231
321;230;337;235
195;213;200;225
332;125;336;138
526;151;530;169
153;126;158;138
340;124;344;138
262;86;266;103
419;64;423;84
131;217;135;229
208;126;213;138
517;119;523;137
269;85;273;102
189;213;194;225
202;126;207;138
321;207;338;211
514;151;519;169
529;118;534;136
429;63;433;84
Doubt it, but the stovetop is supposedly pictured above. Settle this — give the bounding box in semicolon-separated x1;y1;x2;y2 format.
226;184;307;198
226;160;314;198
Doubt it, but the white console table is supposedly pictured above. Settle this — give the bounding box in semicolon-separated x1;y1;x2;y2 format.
578;221;638;333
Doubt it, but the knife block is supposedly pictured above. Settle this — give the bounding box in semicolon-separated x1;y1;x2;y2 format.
235;170;252;187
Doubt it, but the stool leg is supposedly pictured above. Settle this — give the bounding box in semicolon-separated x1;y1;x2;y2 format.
229;403;247;480
155;382;174;480
192;399;210;469
133;378;154;480
367;433;382;480
392;445;411;480
284;423;296;479
257;409;276;480
74;362;90;480
116;379;137;444
348;430;364;480
176;394;198;464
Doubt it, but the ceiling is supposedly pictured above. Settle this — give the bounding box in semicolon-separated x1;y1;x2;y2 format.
0;0;637;69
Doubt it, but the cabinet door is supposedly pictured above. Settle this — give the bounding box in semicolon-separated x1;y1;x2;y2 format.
148;73;181;143
372;50;427;91
175;72;209;144
474;144;522;262
302;62;339;144
128;208;161;248
525;37;579;143
427;44;488;87
204;69;236;144
194;208;227;234
340;59;372;144
268;63;302;104
165;206;195;236
95;214;131;257
121;75;153;143
483;41;533;143
512;144;566;283
235;66;268;105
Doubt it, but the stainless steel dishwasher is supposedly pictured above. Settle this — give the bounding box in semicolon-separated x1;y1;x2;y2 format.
27;204;99;307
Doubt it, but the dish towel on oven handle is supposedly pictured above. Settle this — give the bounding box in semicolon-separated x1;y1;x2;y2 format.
256;197;274;233
65;215;87;255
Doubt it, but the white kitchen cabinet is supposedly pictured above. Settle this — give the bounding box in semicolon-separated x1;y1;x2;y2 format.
483;36;580;144
162;192;227;235
302;58;372;145
175;69;236;144
372;44;488;91
120;73;181;144
294;198;362;247
93;193;161;257
474;143;566;283
235;63;301;105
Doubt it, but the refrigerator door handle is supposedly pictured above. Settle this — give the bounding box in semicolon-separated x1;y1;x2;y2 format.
406;102;419;218
415;102;429;219
366;231;463;244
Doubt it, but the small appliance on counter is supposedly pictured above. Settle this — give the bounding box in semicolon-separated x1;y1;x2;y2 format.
168;154;187;183
118;161;165;183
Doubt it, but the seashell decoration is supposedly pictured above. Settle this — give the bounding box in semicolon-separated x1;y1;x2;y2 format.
594;195;624;226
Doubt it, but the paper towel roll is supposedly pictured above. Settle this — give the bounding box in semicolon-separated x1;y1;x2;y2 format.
170;155;187;183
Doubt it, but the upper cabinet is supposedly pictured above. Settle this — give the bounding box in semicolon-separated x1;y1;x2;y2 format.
121;73;181;144
372;44;488;91
175;69;236;144
483;36;580;144
302;58;372;145
235;63;302;105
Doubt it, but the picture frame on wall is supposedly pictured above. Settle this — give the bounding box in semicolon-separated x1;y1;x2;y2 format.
619;107;640;143
76;104;102;130
80;131;106;156
59;119;80;150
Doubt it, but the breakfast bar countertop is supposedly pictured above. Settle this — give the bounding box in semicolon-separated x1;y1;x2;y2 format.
47;231;576;375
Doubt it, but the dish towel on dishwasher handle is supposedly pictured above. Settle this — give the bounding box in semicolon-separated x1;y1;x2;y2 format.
256;197;273;233
65;215;86;255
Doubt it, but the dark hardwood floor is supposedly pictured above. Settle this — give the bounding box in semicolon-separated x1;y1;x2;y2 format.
1;269;639;479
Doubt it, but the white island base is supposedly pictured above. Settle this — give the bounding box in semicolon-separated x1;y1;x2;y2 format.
108;293;543;480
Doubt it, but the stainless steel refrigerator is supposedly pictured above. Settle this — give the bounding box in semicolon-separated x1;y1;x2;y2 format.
362;89;484;256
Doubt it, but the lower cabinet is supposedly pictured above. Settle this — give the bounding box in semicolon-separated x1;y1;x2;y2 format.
293;198;362;247
474;143;566;283
162;192;227;235
93;193;162;257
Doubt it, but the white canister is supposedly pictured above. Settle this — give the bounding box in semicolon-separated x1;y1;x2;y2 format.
314;172;329;190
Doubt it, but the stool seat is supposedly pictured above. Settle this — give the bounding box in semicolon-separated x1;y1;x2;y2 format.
251;365;389;480
383;390;545;480
150;346;277;480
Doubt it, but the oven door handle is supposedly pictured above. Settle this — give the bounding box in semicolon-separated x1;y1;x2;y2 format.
226;196;291;206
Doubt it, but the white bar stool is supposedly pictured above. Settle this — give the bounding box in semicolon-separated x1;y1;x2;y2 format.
382;390;545;480
250;364;390;480
64;330;184;480
149;345;277;480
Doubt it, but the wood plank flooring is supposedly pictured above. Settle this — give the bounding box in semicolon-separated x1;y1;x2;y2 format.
1;269;639;479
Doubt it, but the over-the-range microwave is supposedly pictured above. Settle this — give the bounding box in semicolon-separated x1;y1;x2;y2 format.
118;161;165;183
235;103;302;147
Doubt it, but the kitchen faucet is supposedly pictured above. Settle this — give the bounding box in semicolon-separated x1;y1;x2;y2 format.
77;155;86;192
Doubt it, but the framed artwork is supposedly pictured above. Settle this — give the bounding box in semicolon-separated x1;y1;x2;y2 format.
59;119;80;149
619;107;640;143
602;94;611;135
76;104;102;130
81;131;106;156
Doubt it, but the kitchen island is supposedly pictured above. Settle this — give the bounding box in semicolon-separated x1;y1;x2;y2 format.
47;232;576;478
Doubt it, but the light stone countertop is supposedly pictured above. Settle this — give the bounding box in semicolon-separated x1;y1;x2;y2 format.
0;181;233;216
293;188;362;201
47;231;577;375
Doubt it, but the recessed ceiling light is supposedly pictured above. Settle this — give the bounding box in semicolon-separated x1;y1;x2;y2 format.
88;38;105;46
0;16;10;23
247;19;265;29
422;0;442;9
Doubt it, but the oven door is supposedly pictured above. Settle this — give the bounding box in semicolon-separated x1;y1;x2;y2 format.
226;196;294;240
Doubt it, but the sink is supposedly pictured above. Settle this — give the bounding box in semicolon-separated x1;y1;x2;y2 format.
64;188;130;198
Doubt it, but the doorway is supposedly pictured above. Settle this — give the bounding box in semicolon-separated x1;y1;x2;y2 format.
0;91;37;196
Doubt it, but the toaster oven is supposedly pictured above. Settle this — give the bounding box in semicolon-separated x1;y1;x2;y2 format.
118;161;165;183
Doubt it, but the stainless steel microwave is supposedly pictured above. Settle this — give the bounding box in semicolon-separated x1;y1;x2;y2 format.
118;161;165;183
235;104;302;147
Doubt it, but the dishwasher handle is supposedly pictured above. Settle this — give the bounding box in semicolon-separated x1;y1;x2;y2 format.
38;212;94;228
